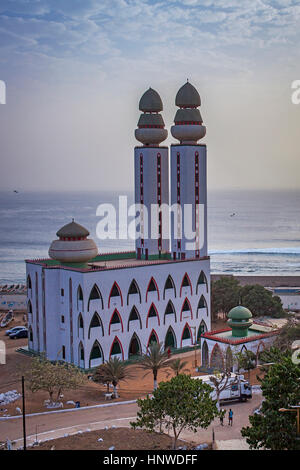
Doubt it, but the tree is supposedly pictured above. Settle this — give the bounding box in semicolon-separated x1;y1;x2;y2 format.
138;342;171;390
273;319;300;351
241;352;300;450
211;276;240;322
208;371;234;410
240;284;284;318
234;349;256;381
131;374;219;449
95;357;131;398
92;364;112;393
24;356;86;405
168;358;189;377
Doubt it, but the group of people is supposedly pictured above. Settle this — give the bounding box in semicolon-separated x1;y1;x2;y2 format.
219;408;233;426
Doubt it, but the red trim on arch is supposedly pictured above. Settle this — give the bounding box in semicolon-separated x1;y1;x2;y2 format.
146;277;160;302
146;303;160;328
147;329;159;349
180;272;193;297
180;322;193;347
109;336;124;360
180;297;193;321
108;309;124;335
108;281;123;308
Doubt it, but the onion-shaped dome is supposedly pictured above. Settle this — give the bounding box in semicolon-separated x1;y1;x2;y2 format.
49;219;98;264
139;88;163;112
175;82;201;108
174;108;202;124
227;306;253;338
137;113;165;128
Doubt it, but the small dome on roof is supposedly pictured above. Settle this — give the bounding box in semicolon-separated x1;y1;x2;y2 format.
175;81;201;108
56;220;90;238
227;306;253;320
139;88;163;112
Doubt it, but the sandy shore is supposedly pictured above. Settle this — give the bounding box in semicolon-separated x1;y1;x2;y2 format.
211;274;300;287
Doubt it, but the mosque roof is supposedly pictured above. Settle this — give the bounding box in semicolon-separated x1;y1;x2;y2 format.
175;81;201;108
56;220;90;238
139;88;163;112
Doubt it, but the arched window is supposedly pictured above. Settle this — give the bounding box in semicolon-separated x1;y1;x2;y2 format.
202;341;209;368
127;306;142;331
180;298;192;321
163;275;176;299
110;336;124;360
146;277;160;302
210;344;224;371
197;295;208;318
28;326;33;342
78;341;85;365
164;300;177;324
196;271;208;294
146;303;160;327
127;279;141;304
89;340;104;367
78;313;84;337
181;323;192;347
197;320;207;342
77;285;83;309
147;329;158;348
164;326;177;350
109;309;123;335
128;333;142;357
108;282;123;308
180;273;192;297
27;300;32;314
88;312;104;339
226;347;233;372
27;275;32;290
88;284;104;311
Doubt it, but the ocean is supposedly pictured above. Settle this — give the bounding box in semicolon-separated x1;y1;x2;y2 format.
0;189;300;284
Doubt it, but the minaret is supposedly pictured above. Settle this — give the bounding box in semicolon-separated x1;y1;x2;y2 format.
134;88;169;260
170;81;207;260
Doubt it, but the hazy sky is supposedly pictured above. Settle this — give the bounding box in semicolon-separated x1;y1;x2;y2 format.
0;0;300;192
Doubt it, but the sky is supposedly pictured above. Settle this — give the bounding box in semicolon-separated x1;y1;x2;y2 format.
0;0;300;192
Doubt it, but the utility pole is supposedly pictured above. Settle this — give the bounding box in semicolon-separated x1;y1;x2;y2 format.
21;376;26;450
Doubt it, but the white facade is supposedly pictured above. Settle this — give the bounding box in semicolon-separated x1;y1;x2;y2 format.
26;256;210;369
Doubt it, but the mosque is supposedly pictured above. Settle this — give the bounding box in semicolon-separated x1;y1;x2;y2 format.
25;82;278;370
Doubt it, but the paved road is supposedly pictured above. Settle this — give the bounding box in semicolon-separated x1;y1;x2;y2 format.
0;393;262;449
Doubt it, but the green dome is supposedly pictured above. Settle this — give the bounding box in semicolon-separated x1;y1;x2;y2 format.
227;306;252;320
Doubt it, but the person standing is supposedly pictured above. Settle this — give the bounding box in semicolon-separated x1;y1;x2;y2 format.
228;409;233;426
219;409;226;426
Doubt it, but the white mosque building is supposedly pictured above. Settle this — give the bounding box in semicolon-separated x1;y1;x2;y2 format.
26;82;212;369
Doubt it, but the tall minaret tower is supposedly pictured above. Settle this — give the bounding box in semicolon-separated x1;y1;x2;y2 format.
170;81;207;260
134;88;169;260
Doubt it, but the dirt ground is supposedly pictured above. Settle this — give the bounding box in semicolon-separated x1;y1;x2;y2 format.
0;311;262;419
28;427;200;451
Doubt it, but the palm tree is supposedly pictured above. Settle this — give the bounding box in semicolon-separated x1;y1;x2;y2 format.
94;357;130;398
169;358;189;377
138;342;171;390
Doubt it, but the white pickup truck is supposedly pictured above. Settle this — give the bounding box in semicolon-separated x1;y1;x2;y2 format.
192;373;252;403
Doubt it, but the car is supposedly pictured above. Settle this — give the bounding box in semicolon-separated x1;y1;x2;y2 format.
5;326;27;336
9;329;28;339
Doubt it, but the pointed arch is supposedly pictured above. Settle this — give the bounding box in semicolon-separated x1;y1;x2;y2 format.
127;279;142;304
180;272;192;297
163;275;176;300
164;326;177;350
88;284;104;311
127;305;142;331
197;320;208;341
78;313;84;337
146;277;160;302
27;274;32;290
89;340;104;368
77;284;83;309
28;325;33;343
146;303;160;328
108;309;124;335
147;329;159;348
180;297;193;321
108;281;123;308
210;343;224;371
202;340;209;368
164;300;177;324
196;270;208;294
27;299;32;314
128;333;142;357
225;346;233;372
88;312;104;339
197;295;208;318
181;323;193;347
109;336;124;360
78;341;85;365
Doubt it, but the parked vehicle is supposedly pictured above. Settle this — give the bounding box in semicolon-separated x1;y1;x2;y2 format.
9;329;28;339
5;326;27;336
192;373;252;403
